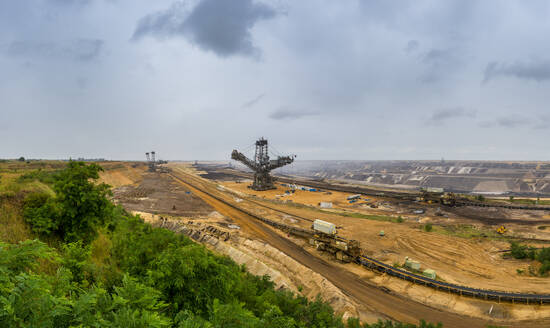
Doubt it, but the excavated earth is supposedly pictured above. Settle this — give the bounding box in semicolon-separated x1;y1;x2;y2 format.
106;162;550;326
110;170;213;217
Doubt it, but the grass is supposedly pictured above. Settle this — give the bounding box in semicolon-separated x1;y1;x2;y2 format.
431;224;509;240
505;198;550;206
251;193;408;223
335;210;403;223
0;163;56;244
0;199;33;243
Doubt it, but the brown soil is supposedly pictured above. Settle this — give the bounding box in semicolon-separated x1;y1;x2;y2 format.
169;164;536;327
220;180;550;295
98;162;148;188
112;171;213;217
101;162;550;326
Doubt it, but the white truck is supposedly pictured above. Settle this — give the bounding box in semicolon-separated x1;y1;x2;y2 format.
313;219;336;235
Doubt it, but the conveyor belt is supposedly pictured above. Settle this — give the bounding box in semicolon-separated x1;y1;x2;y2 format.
170;171;550;304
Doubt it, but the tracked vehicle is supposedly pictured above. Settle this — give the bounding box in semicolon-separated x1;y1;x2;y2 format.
309;219;361;262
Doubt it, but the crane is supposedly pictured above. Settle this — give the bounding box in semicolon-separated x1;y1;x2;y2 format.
231;138;295;190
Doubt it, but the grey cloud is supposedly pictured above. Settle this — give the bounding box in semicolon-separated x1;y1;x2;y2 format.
479;115;531;128
269;108;319;121
405;40;419;54
133;0;277;57
495;116;530;128
428;107;476;124
241;93;265;108
3;39;103;62
48;0;91;6
484;60;550;83
419;48;460;83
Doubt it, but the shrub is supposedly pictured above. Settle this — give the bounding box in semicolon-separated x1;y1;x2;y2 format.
509;242;537;260
424;223;433;232
17;169;59;185
22;192;61;235
53;161;112;243
62;241;94;285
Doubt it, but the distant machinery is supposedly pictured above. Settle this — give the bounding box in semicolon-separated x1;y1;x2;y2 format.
145;151;167;172
145;152;156;172
231;138;295;191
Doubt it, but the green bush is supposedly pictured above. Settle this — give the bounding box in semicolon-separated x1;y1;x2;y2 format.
424;223;433;232
508;243;550;276
22;161;112;243
18;169;59;185
537;248;550;275
62;241;94;285
2;162;446;328
22;192;61;235
509;242;536;260
53;161;112;243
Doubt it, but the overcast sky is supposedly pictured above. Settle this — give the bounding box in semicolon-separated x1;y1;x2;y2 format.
1;0;550;161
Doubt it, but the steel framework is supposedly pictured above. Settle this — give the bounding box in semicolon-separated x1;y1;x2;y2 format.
231;138;294;190
145;151;156;172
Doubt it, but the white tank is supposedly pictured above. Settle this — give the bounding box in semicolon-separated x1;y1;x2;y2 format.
313;219;336;235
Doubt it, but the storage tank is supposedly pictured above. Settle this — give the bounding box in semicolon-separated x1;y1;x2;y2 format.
313;219;336;235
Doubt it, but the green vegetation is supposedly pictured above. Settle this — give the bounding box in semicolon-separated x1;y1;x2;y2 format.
475;194;485;202
335;211;404;223
252;195;405;223
430;224;509;241
502;198;550;206
0;161;443;327
423;223;433;232
507;242;550;276
17;168;60;185
22;162;111;243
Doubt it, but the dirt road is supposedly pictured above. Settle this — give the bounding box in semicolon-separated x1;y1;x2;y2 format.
168;167;521;327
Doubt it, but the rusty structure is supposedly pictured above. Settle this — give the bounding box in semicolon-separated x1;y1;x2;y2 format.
231;138;295;190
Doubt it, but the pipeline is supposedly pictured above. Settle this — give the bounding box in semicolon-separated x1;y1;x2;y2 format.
169;171;550;304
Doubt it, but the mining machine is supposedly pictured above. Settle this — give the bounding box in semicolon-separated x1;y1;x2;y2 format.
231;138;295;191
145;152;155;172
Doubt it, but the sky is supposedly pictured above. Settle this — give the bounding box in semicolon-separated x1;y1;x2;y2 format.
1;0;549;161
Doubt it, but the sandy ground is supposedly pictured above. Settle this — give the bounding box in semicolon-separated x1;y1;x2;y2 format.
100;162;550;325
98;162;148;188
112;171;213;217
219;180;550;297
